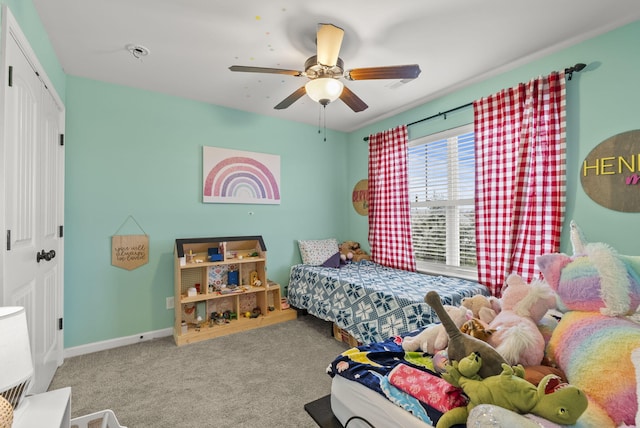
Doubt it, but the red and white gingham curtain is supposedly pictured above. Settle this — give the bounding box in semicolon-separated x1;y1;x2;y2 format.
474;72;566;296
368;125;416;272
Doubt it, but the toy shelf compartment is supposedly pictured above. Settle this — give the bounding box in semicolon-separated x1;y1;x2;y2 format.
175;235;266;265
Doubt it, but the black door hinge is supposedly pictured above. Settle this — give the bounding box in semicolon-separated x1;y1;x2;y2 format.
58;318;63;330
59;134;64;146
6;230;10;251
8;65;12;87
59;225;64;238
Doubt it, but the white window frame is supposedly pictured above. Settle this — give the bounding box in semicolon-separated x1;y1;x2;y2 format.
408;124;477;281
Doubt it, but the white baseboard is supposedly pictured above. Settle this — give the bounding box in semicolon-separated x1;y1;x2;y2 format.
63;327;173;358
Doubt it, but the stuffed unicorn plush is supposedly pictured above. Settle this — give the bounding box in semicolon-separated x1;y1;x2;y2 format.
536;220;640;426
537;220;640;316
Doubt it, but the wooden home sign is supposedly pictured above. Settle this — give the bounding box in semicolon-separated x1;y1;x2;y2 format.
581;129;640;212
111;234;149;270
352;179;369;216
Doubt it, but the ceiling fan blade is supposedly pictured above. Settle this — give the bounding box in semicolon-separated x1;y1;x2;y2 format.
339;86;368;112
346;64;421;81
316;23;344;67
274;86;307;110
229;65;302;76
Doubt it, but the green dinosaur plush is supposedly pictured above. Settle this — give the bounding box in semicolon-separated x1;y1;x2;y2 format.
436;352;588;428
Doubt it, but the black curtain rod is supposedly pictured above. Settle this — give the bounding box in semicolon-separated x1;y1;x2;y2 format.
362;103;472;142
363;62;586;142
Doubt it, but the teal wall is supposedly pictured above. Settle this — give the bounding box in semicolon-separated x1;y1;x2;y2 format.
348;21;640;258
4;1;640;348
63;78;349;346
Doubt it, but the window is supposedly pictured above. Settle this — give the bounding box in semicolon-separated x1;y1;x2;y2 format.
407;124;476;279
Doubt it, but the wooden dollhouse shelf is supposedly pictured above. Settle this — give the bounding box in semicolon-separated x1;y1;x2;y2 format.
173;236;296;346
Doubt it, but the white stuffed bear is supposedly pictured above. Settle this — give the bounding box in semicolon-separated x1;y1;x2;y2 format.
402;305;470;354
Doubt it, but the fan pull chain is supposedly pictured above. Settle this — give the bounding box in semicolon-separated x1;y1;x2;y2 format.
316;105;328;142
323;105;327;142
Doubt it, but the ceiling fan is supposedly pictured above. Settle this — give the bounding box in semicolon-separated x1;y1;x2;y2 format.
229;23;421;112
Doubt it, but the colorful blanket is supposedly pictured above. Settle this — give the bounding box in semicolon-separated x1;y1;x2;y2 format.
327;331;466;427
289;260;489;344
389;364;468;413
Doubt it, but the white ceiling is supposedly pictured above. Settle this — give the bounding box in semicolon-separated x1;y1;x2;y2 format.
31;0;640;132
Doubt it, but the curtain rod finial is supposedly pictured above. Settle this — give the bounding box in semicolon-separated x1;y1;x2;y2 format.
565;62;586;80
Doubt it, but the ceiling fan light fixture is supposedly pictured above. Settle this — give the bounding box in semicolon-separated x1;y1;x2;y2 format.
305;78;344;106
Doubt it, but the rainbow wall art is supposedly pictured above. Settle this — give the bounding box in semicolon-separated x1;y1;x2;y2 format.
202;146;281;204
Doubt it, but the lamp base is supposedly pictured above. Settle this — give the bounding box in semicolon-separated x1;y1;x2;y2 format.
0;395;13;428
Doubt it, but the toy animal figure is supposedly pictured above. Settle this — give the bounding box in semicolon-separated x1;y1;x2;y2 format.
487;274;557;366
537;220;640;317
402;305;470;354
436;352;588;428
461;294;501;324
339;241;371;263
460;318;495;342
425;291;507;378
536;221;640;426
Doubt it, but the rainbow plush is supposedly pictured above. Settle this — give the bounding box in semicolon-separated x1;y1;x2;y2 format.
537;221;640;316
547;311;640;426
536;221;640;426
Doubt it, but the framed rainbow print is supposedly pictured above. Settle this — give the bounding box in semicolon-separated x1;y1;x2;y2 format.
202;146;281;204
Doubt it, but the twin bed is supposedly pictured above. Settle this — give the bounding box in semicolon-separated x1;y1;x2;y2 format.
287;260;489;345
287;260;490;427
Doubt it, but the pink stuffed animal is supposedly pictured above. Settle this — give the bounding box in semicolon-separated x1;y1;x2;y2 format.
487;274;557;366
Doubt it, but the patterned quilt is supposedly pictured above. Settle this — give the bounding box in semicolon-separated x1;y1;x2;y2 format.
287;260;489;344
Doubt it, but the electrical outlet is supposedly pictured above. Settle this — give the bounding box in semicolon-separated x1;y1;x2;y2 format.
166;296;174;309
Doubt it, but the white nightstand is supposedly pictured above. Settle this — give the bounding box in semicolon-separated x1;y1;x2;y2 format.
12;387;71;428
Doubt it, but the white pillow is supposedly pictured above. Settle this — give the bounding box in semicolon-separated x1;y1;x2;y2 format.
298;238;339;265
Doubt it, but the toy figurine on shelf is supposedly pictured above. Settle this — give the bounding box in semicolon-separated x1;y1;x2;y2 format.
243;307;261;318
210;311;228;325
250;271;259;287
223;310;237;320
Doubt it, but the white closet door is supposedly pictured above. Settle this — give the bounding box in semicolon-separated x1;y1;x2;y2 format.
1;6;65;393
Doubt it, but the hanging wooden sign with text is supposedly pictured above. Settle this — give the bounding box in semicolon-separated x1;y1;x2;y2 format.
581;129;640;212
352;179;369;216
112;234;149;270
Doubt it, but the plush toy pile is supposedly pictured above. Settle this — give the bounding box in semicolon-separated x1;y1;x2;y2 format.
412;220;640;427
421;274;558;368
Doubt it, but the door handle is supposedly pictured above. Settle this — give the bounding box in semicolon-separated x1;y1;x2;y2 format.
36;249;56;263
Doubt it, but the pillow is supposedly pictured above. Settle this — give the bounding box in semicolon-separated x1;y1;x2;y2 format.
298;238;339;265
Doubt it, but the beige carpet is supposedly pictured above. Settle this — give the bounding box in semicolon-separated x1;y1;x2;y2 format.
49;315;349;427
